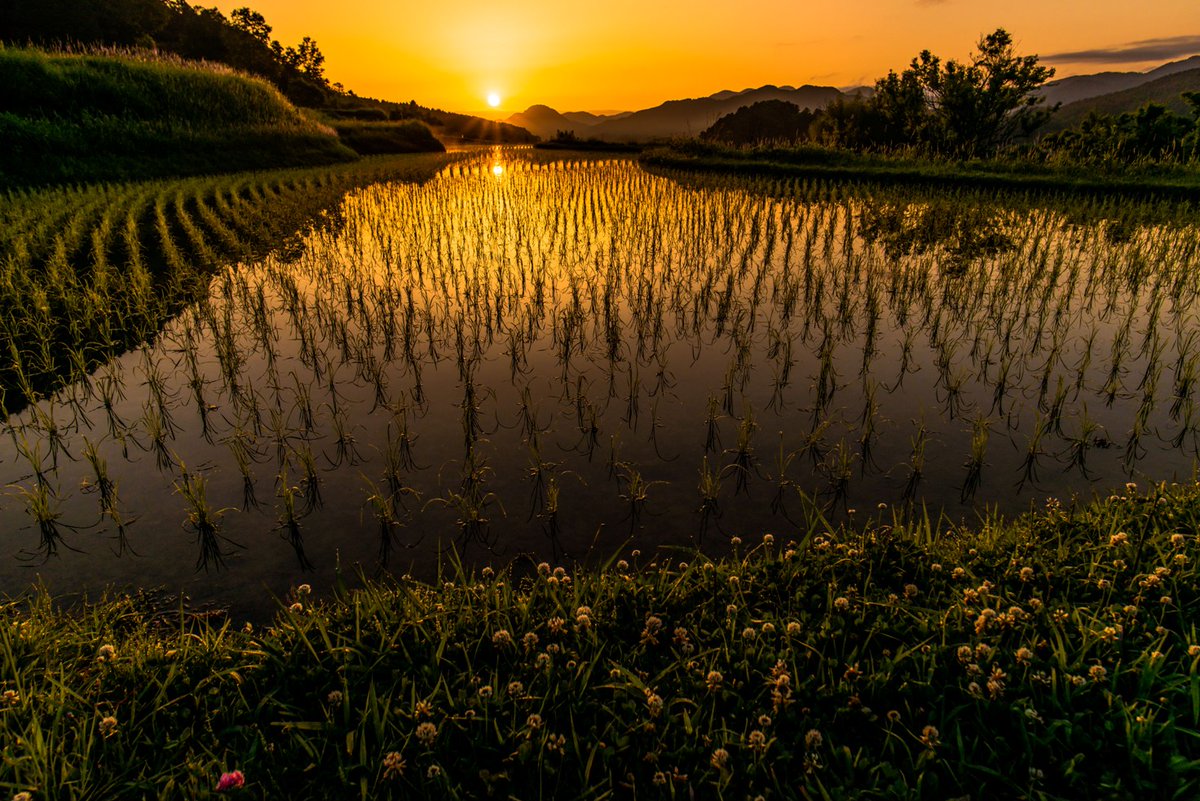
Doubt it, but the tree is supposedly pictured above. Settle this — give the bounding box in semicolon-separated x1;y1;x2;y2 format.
907;29;1056;156
229;7;271;42
284;36;326;84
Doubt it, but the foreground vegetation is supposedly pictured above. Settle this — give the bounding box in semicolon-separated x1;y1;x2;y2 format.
4;483;1200;798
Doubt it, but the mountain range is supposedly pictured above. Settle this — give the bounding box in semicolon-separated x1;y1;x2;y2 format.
507;85;842;141
508;56;1200;142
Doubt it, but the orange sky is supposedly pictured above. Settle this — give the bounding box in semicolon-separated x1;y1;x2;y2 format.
214;1;1200;116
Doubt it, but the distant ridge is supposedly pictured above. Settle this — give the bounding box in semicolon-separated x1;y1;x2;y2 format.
1039;55;1200;107
1043;67;1200;132
508;84;843;140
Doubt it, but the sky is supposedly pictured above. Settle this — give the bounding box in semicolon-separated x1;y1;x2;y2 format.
213;1;1200;116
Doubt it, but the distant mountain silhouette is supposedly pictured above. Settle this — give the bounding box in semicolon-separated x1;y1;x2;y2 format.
1038;55;1200;107
508;85;843;140
1042;67;1200;131
700;100;821;145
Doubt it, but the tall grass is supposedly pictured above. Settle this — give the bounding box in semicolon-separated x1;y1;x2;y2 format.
0;47;357;187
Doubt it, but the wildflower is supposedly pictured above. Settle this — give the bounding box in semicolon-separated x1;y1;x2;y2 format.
931;563;943;572
843;663;861;682
1016;647;1034;665
535;653;551;669
725;603;738;616
903;584;918;599
1189;645;1200;657
1110;532;1128;547
673;627;691;649
706;670;723;691
548;617;566;635
327;690;343;705
758;714;772;726
537;562;550;576
1019;567;1034;582
478;685;493;699
492;629;513;647
296;583;312;596
97;644;116;662
382;752;405;780
415;721;438;746
288;602;303;614
216;770;245;791
957;645;973;663
967;681;983;698
833;597;849;611
742;626;757;640
652;771;667;785
1089;664;1107;682
527;713;543;730
99;715;118;737
987;666;1006;699
646;692;664;717
2;690;19;706
731;536;742;546
507;681;524;696
763;533;774;545
1029;598;1043;611
952;567;966;580
13;794;34;801
1172;533;1185;546
414;700;433;718
786;621;801;636
921;725;940;748
710;748;730;769
426;765;442;779
886;710;901;723
1161;595;1173;605
804;729;823;749
522;632;539;651
748;729;768;752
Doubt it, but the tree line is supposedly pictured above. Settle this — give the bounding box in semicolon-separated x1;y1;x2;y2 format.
703;29;1200;167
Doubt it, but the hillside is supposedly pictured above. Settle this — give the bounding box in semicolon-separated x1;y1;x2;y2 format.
700;100;821;145
509;85;844;141
1044;67;1200;132
0;48;357;186
1039;55;1200;107
4;0;535;146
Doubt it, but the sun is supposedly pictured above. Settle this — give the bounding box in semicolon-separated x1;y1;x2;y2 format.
487;92;502;108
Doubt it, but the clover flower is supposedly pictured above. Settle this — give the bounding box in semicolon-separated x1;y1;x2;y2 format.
710;748;730;769
216;771;245;791
382;752;405;780
415;721;438;746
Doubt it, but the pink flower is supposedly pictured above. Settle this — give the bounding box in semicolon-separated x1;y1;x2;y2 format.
216;770;245;791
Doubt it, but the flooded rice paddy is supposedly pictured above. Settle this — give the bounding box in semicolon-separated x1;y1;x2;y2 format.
4;149;1200;614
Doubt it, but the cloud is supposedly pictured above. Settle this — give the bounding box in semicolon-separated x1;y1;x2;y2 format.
1044;35;1200;64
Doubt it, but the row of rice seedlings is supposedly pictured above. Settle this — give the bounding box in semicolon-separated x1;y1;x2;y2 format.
3;152;1200;568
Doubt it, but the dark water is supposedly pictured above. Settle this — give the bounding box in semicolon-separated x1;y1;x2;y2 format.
4;150;1200;617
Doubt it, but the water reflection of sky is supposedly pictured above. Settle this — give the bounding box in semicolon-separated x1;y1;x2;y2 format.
3;149;1200;617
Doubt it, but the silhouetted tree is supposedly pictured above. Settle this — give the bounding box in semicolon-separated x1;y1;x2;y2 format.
229;7;271;42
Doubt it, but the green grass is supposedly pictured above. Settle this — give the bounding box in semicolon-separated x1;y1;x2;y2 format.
0;47;357;187
5;483;1200;798
643;141;1200;198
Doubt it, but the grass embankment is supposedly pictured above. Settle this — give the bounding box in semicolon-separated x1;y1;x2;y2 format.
5;484;1200;798
642;141;1200;198
330;120;446;155
0;48;358;187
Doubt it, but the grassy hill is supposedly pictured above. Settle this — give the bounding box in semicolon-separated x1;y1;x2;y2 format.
0;47;360;186
1044;68;1200;132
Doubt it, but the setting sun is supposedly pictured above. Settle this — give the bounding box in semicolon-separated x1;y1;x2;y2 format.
487;91;501;108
